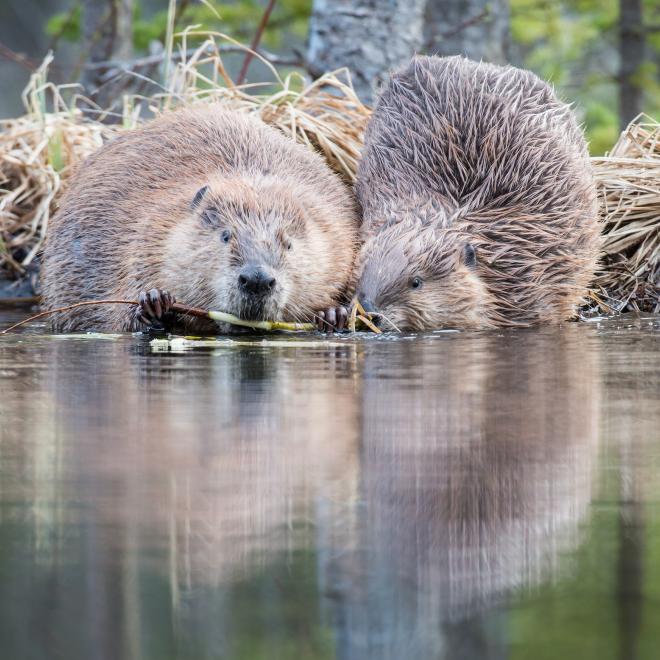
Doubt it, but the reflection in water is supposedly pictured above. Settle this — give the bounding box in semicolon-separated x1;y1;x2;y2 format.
0;318;658;660
322;332;600;659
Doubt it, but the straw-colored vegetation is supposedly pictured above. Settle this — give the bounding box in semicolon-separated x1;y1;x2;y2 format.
591;116;659;313
0;55;117;277
0;35;657;316
0;37;369;279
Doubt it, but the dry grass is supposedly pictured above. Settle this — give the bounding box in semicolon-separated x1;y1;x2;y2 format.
0;36;369;280
0;36;657;316
158;33;371;182
0;55;117;276
590;115;659;314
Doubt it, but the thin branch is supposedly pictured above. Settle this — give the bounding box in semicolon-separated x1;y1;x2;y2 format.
83;43;304;73
1;299;141;333
46;0;82;53
236;0;277;85
0;296;41;306
0;40;41;72
439;8;489;39
0;299;316;334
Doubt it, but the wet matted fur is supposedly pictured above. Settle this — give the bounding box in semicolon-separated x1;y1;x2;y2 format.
355;55;601;330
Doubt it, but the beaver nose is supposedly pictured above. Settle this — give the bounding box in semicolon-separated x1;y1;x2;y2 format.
360;298;377;314
359;298;382;327
238;266;276;296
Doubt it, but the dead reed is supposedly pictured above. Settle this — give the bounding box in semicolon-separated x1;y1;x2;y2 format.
0;54;117;277
0;36;369;281
590;115;659;313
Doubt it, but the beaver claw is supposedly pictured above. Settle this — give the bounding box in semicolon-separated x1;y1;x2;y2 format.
134;288;176;331
316;306;348;333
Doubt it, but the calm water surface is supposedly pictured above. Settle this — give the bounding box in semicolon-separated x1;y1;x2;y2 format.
0;310;659;660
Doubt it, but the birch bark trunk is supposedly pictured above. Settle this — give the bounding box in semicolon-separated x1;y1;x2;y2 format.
307;0;427;104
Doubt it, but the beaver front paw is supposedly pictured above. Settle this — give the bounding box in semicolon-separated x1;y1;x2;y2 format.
316;306;348;333
134;288;177;332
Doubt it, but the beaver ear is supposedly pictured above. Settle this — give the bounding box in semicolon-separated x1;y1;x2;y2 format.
191;185;208;210
461;243;477;269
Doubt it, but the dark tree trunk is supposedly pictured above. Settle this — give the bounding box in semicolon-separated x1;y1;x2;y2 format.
619;0;645;130
424;0;510;63
616;452;644;660
79;0;133;116
306;0;427;105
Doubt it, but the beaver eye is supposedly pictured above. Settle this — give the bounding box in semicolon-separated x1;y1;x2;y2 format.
221;229;232;243
411;277;423;290
286;241;292;251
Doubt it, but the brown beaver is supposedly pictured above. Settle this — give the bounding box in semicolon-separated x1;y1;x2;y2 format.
353;55;601;331
41;106;360;333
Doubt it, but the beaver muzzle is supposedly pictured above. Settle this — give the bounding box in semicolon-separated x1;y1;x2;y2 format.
238;265;277;297
235;264;278;321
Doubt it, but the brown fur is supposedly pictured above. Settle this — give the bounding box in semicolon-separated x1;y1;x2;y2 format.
355;55;601;330
41;106;360;332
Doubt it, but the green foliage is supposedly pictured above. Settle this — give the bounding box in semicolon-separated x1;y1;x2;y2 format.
47;1;310;52
47;129;66;173
583;102;619;155
45;4;81;43
180;0;311;48
511;0;660;153
45;0;660;155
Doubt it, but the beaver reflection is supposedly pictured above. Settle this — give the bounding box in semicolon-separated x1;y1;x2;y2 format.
320;329;600;659
0;338;363;658
0;330;603;658
57;341;360;571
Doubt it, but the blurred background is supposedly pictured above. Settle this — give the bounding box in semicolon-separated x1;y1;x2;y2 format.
0;0;658;154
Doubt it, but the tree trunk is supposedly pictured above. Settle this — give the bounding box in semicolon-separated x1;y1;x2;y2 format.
619;0;645;130
79;0;133;116
424;0;510;64
306;0;427;105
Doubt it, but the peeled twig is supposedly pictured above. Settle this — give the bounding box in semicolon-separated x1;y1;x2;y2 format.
348;300;359;333
348;300;383;334
0;299;314;334
206;310;314;332
357;314;382;334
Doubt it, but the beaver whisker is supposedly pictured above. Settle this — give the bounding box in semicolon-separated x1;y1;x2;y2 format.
371;312;401;333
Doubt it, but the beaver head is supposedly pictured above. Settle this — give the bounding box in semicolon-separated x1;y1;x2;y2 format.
163;174;332;324
355;221;494;331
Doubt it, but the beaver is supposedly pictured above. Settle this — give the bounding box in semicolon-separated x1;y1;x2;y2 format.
41;106;360;333
353;55;601;331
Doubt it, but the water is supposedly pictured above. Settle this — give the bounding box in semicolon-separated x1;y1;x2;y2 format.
0;310;659;660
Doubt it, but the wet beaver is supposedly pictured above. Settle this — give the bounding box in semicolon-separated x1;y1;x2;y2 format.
354;55;601;330
41;106;359;333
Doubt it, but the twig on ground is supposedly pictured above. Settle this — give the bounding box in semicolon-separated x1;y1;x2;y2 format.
0;298;315;334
